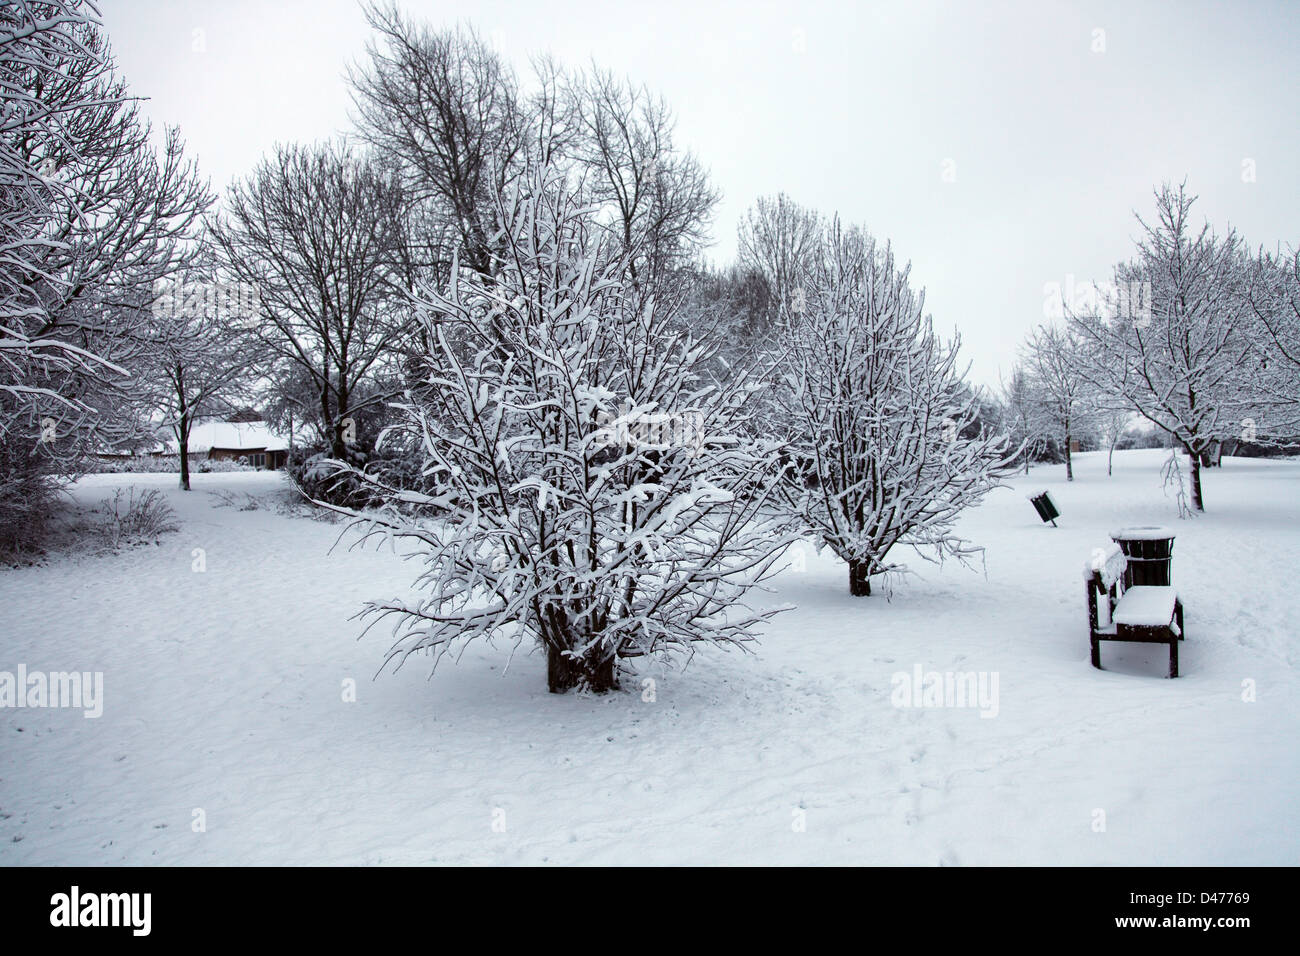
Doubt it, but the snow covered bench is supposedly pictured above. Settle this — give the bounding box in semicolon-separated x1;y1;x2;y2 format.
1084;545;1184;678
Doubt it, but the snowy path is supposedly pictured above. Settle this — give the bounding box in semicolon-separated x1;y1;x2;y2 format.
1;450;1296;864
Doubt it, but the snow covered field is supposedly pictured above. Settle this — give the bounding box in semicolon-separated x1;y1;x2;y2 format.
1;449;1296;865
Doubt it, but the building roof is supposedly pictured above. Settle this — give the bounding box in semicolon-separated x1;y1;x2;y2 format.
167;420;289;454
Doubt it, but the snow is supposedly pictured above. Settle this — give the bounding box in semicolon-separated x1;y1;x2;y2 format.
1;448;1297;864
1109;525;1176;541
163;420;288;455
1084;544;1125;587
1113;587;1179;629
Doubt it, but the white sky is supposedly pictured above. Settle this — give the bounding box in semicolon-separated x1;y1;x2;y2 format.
102;0;1300;387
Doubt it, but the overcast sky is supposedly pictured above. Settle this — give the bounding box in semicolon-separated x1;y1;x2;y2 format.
102;0;1299;387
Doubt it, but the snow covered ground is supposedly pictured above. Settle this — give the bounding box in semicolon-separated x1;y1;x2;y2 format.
1;449;1296;865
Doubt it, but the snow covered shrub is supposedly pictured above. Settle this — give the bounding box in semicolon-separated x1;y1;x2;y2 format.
0;433;63;556
195;457;251;474
288;448;377;510
90;454;181;474
326;168;797;692
96;487;178;548
779;220;1016;596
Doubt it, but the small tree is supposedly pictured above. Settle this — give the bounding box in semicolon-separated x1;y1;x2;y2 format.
325;169;796;692
996;363;1051;474
149;253;259;490
780;220;1014;597
1021;323;1094;481
1093;400;1133;476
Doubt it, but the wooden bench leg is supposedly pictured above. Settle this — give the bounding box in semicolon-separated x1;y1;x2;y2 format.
1168;635;1179;679
1176;601;1184;640
1091;636;1101;669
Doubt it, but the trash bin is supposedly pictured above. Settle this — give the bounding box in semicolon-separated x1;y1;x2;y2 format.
1028;490;1060;526
1110;526;1175;587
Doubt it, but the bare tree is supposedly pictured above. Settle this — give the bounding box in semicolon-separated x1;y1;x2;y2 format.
148;249;260;490
349;3;529;279
566;66;719;297
996;363;1051;474
737;193;824;331
1094;401;1133;476
210;141;409;461
780;219;1014;597
1245;246;1300;434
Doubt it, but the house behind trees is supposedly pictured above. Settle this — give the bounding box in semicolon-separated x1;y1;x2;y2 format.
165;421;289;470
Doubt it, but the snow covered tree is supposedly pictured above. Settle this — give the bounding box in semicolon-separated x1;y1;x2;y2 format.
779;219;1015;597
1245;247;1300;434
148;250;260;490
1090;397;1133;476
323;167;797;692
996;363;1051;474
1020;323;1095;481
1069;183;1252;512
1;1;209;544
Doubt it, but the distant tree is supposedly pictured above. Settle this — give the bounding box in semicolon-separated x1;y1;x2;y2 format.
737;193;824;332
349;3;531;279
996;364;1051;474
1245;247;1300;434
565;66;719;298
1021;323;1094;481
210;141;409;461
148;250;259;490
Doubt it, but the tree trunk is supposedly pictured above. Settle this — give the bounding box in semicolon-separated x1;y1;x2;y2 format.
1107;440;1116;476
849;559;872;597
176;367;190;491
1064;429;1073;481
546;644;618;694
178;414;191;491
1190;452;1204;511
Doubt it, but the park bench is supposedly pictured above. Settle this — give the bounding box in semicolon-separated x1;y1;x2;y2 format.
1084;544;1184;678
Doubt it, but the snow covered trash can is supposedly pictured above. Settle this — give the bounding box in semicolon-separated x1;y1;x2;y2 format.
1028;490;1059;526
